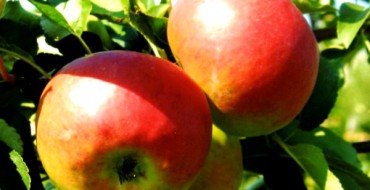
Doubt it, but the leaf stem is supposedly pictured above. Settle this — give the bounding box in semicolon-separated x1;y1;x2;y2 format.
90;13;127;24
0;49;51;79
271;133;286;149
75;35;92;55
149;42;167;59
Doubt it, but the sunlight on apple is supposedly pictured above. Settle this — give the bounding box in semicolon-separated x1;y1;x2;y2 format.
197;0;235;33
171;0;177;6
68;78;116;117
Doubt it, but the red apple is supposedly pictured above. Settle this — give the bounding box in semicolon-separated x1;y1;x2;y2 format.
36;51;212;190
167;0;319;137
189;125;243;190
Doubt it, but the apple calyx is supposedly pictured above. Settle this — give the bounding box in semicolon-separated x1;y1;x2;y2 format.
117;155;144;184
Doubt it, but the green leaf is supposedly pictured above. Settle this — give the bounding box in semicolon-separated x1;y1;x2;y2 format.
0;119;23;155
338;3;370;49
28;0;74;34
57;0;92;36
40;16;71;40
87;20;114;49
1;1;40;30
91;0;125;13
0;0;5;17
121;0;169;57
279;125;361;169
121;0;130;14
274;135;328;189
0;19;39;55
298;57;344;130
91;1;125;18
327;156;370;190
9;150;31;190
136;0;155;12
33;0;92;40
0;36;51;79
293;0;336;13
147;4;170;17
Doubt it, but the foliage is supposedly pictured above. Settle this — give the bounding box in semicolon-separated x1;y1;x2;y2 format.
0;0;369;189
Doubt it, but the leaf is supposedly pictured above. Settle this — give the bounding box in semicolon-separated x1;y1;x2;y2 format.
293;0;336;13
241;136;308;189
9;150;31;190
0;19;39;55
136;0;155;12
147;4;170;17
279;125;361;169
287;144;328;189
91;1;125;18
1;1;40;31
87;20;114;49
277;125;370;190
91;0;125;13
40;16;71;40
0;0;5;17
338;3;370;49
56;0;92;36
35;0;92;40
298;57;344;130
121;0;130;14
0;119;23;155
327;156;370;190
28;0;73;34
122;0;169;47
0;36;51;79
274;135;328;190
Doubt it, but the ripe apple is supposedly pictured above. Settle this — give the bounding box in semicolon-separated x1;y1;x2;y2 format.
36;51;212;190
167;0;319;137
189;125;243;190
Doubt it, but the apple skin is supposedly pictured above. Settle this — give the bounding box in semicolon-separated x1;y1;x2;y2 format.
189;125;243;190
167;0;319;137
36;51;212;190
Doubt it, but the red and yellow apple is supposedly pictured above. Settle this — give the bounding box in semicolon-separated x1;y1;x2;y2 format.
189;125;243;190
167;0;319;137
36;51;212;190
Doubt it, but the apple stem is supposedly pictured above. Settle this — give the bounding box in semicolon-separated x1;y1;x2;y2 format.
117;156;142;184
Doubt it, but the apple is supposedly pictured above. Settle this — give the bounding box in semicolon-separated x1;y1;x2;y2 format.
36;51;212;190
167;0;319;137
189;125;243;190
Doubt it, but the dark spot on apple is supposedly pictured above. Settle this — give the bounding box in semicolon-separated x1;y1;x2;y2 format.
117;155;143;184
